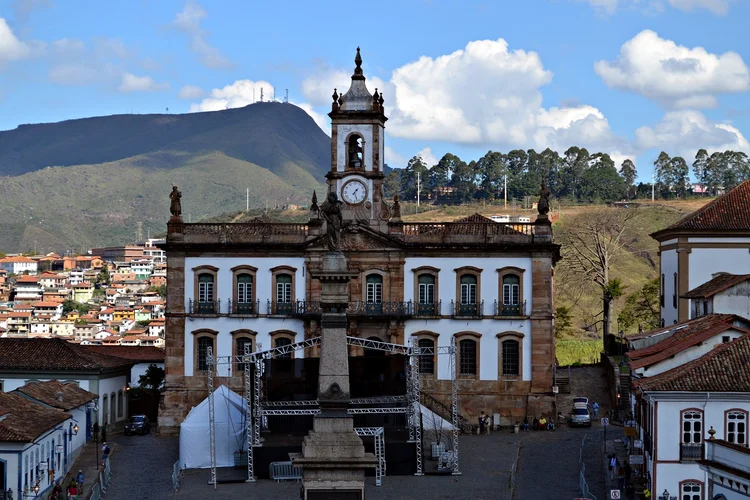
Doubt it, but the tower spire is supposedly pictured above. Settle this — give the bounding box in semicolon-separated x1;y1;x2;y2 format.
352;47;364;80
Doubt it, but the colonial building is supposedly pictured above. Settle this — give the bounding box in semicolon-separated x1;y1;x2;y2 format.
158;48;561;433
652;181;750;326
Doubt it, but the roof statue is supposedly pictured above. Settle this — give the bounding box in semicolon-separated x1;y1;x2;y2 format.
320;192;343;251
169;186;182;217
537;183;550;216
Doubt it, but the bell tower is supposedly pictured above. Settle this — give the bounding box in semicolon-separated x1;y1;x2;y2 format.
328;47;388;226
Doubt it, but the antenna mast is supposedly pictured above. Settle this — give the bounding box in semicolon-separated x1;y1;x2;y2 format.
284;89;289;103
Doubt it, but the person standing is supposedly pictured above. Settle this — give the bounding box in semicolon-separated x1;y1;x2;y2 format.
76;470;84;492
593;402;600;420
608;454;618;480
67;480;78;500
101;442;111;467
478;412;486;435
483;413;491;435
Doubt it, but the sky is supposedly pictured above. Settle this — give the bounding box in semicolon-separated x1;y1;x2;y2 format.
1;0;749;182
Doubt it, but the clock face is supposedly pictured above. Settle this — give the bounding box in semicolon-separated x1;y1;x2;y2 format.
342;180;367;205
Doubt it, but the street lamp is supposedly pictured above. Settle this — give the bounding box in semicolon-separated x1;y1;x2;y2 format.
73;424;79;435
662;489;670;500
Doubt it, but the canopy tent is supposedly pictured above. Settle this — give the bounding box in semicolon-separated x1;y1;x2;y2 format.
179;385;248;469
420;404;454;431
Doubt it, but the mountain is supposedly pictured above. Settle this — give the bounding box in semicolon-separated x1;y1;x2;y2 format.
0;102;330;253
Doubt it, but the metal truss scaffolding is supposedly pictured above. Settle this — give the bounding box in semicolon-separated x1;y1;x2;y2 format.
205;334;461;488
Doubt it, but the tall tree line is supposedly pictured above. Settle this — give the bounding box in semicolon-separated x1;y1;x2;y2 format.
384;148;750;204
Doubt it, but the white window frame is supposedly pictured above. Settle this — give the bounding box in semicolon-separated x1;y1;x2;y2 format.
237;274;253;303
276;275;292;303
726;410;748;446
680;481;702;500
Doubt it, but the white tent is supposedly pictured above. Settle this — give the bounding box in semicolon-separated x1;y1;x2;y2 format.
420;404;454;431
179;385;249;469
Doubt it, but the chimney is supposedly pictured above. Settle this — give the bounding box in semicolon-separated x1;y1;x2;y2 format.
56;391;63;402
711;272;729;279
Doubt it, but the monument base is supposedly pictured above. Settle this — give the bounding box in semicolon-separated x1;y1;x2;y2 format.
291;416;377;500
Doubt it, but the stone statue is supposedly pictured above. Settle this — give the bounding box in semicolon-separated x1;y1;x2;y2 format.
392;194;401;219
320;192;343;251
537;182;550;216
169;186;182;217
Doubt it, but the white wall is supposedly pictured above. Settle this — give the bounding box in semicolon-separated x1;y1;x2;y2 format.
689;248;750;290
404;318;531;381
97;375;128;427
404;257;533;310
635;329;744;376
184;317;305;377
660;249;678;325
714;282;750;318
184;257;306;308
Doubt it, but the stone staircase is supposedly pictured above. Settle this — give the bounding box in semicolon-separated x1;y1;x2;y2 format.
554;365;571;394
420;392;472;434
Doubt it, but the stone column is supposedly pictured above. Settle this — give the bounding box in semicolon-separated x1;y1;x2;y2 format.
292;251;377;499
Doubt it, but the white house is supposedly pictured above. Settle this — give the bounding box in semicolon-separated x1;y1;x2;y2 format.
0;338;133;429
684;273;750;320
0;256;38;275
80;345;165;389
13;275;43;302
652;181;750;326
631;334;750;500
699;438;750;499
0;391;70;499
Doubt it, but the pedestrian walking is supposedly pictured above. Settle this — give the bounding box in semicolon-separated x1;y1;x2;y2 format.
593;402;600;420
50;483;63;500
532;416;539;431
75;470;84;492
483;413;491;435
67;480;78;500
101;442;111;467
478;411;486;435
608;454;618;480
522;416;530;431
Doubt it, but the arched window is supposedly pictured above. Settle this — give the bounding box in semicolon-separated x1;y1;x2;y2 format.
275;273;293;314
197;336;215;372
502;274;520;315
365;274;383;314
274;337;292;360
348;134;363;169
110;392;116;424
459;274;478;316
417;273;436;316
680;481;702;500
673;272;678;308
364;336;383;357
236;274;253;313
236;336;253;372
102;394;109;426
117;390;124;418
682;410;703;443
660;273;665;307
726;410;748;446
501;339;519;377
459;339;477;376
418;338;435;374
197;272;216;313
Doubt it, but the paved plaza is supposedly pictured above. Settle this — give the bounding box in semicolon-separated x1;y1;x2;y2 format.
101;422;610;500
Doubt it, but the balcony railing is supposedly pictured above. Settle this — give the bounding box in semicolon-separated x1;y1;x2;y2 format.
680;443;704;462
451;300;484;318
351;301;413;317
494;300;527;317
189;299;221;315
228;299;260;316
268;301;295;316
414;300;442;317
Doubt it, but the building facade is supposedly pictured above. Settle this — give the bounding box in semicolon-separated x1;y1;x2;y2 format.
158;49;560;433
652;182;750;326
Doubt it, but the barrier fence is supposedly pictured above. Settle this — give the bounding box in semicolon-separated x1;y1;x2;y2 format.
90;459;112;500
172;460;182;491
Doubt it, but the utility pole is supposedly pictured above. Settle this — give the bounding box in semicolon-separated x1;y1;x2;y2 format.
652;170;656;203
260;88;264;102
504;174;507;209
246;188;250;211
416;172;421;214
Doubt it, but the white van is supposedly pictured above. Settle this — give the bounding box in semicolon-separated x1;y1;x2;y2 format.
489;215;510;223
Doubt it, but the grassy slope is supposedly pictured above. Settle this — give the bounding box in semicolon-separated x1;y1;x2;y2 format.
0;151;325;252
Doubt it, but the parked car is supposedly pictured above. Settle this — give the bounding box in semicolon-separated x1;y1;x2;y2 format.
124;415;150;435
569;404;592;427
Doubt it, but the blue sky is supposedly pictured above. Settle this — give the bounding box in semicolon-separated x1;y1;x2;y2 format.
1;0;749;182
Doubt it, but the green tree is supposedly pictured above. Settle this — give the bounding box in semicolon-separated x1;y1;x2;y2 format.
475;151;507;199
429;153;462;200
619;159;637;199
559;147;590;199
618;278;660;332
579;153;626;202
138;364;165;391
448;157;476;203
505;149;529;199
555;305;573;338
383;167;402;198
96;264;110;285
400;156;429;202
62;299;91;315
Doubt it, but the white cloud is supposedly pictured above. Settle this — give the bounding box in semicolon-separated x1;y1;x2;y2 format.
170;2;232;69
583;0;620;15
118;72;170;93
635;110;750;158
384;146;407;168
0;17;31;64
294;102;330;134
178;84;205;99
189;79;274;111
301;68;388;107
667;0;729;15
416;147;438;168
595;30;750;108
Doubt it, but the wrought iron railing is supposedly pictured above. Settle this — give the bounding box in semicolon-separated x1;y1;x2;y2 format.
414;300;442;317
293;300;323;316
268;300;295;316
451;300;484;318
493;300;527;316
352;301;413;317
188;299;220;315
228;299;260;315
401;222;535;237
680;443;703;462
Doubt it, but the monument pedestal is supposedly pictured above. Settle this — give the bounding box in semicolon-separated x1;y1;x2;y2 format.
292;251;377;499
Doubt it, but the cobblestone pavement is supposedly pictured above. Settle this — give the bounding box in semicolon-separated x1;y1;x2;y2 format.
103;426;607;499
102;433;178;500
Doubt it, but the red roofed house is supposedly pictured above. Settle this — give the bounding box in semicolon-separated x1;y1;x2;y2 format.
0;255;38;275
651;180;750;326
33;301;64;321
630;334;750;500
12;275;43;302
682;272;750;320
38;272;66;290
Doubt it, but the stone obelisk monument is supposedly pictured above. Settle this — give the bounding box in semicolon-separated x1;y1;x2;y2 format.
292;193;377;499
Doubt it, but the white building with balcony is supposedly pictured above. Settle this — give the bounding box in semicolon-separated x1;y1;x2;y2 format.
700;438;750;499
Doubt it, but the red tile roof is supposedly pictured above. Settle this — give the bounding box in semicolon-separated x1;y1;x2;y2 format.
627;314;750;370
16;275;40;283
652;181;750;238
80;345;165;362
34;301;62;308
0;256;36;263
0;392;70;442
15;380;98;411
0;338;134;371
683;273;750;299
634;334;750;392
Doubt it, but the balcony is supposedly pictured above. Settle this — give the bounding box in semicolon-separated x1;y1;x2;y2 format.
228;299;260;316
494;300;527;317
414;301;442;317
189;299;221;315
268;301;295;316
451;300;484;318
680;443;704;462
350;301;413;318
293;300;323;316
